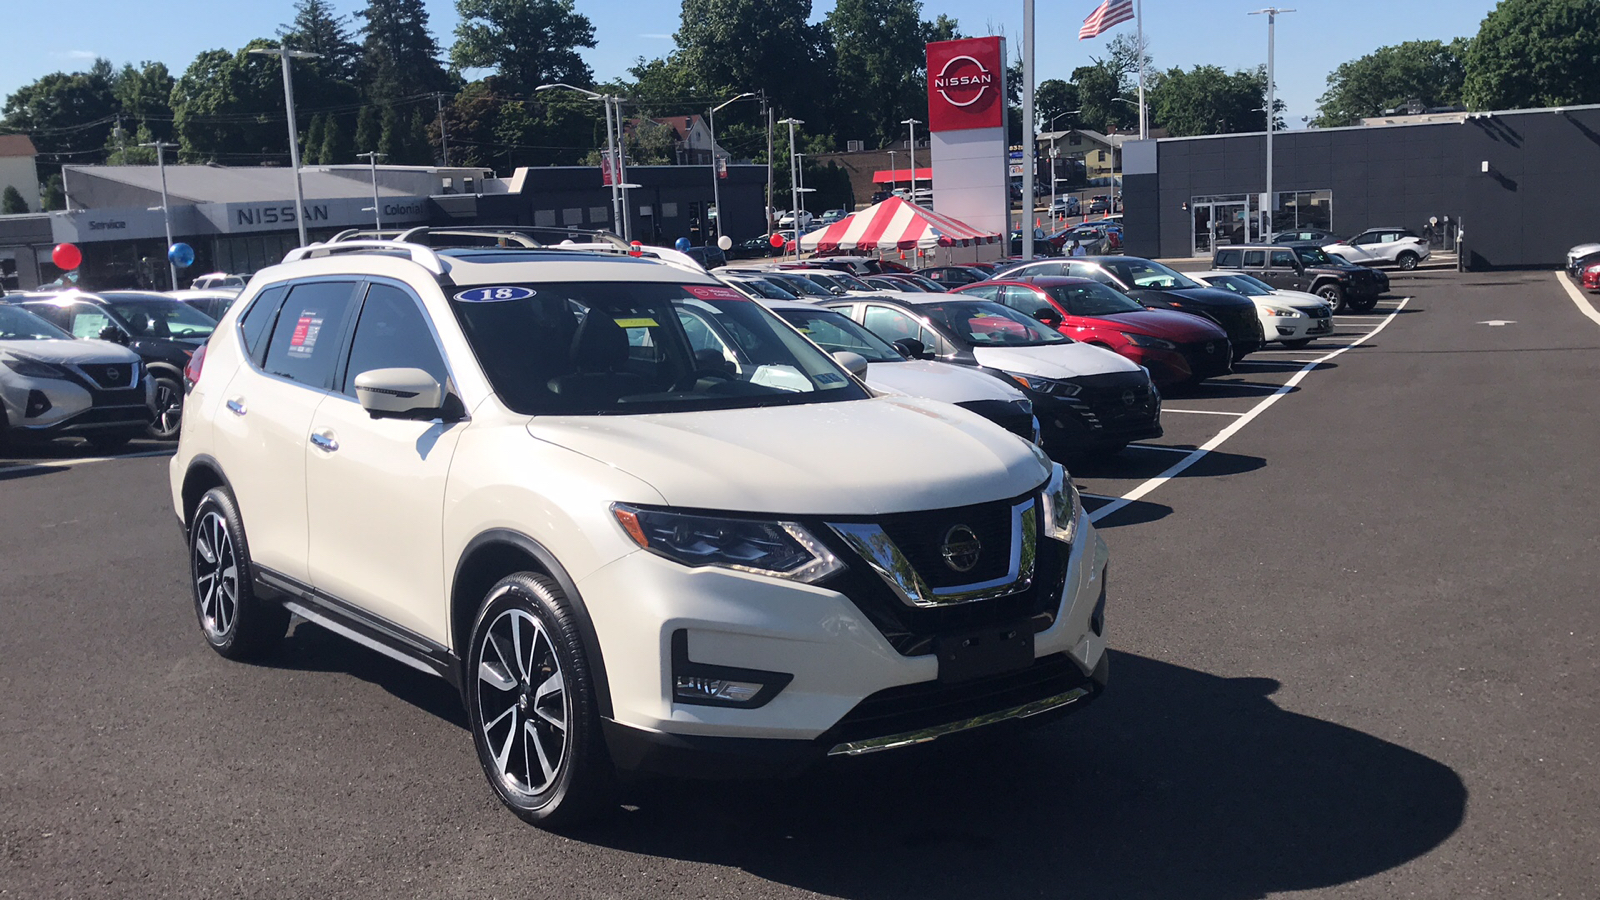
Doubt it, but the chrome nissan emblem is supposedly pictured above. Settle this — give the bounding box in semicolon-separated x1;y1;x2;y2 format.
1205;342;1216;354
105;368;121;382
940;525;982;573
1122;389;1137;406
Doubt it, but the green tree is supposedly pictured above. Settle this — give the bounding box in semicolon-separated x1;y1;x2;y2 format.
1149;65;1270;137
378;105;404;163
103;121;157;164
1;185;27;214
404;108;432;164
451;0;596;94
171;43;289;163
1463;0;1600;110
1316;39;1468;126
280;0;362;81
2;59;119;172
825;0;935;148
1037;78;1081;131
355;105;381;154
41;174;64;211
673;0;834;128
355;0;450;101
1070;62;1135;134
112;61;175;142
304;114;327;164
320;112;353;164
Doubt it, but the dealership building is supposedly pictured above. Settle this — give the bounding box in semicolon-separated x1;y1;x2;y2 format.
1120;102;1600;268
0;161;766;291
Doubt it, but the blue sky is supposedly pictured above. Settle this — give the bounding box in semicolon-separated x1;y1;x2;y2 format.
5;1;1497;130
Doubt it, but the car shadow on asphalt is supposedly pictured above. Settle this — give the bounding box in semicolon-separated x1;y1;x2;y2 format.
0;465;66;482
1066;448;1266;482
1162;381;1299;401
1080;496;1172;528
579;651;1467;900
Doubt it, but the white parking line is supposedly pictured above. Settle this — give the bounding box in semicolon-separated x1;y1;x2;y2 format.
1556;272;1600;327
1089;297;1411;523
1160;408;1246;416
0;449;173;476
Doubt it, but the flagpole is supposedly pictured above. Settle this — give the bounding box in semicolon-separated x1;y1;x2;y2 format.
1136;0;1148;140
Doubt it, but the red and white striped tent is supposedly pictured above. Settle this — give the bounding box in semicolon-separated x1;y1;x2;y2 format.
798;196;1001;254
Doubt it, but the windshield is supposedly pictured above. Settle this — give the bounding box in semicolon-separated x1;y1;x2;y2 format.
1099;259;1200;291
1045;281;1145;316
1296;246;1336;266
868;276;921;292
775;307;903;363
727;278;797;300
920;301;1068;347
0;304;72;340
1203;274;1273;296
449;281;867;415
809;270;876;292
103;294;217;339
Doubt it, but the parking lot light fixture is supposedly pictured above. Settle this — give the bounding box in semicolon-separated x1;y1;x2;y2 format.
902;118;923;200
249;44;320;248
1249;8;1295;241
709;92;755;241
139;140;179;289
537;83;624;237
780;117;804;259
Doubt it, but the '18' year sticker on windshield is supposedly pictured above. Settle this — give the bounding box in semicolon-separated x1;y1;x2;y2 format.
454;286;537;303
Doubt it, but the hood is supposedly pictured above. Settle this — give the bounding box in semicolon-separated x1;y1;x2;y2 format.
1092;308;1227;341
1150;287;1257;309
0;338;142;365
866;359;1026;404
1268;289;1332;310
525;395;1049;516
970;341;1140;380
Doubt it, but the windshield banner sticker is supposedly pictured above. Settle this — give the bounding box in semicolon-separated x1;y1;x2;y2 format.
613;317;659;329
454;286;537;303
682;285;744;301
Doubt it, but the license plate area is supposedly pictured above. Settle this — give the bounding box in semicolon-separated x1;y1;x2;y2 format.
936;620;1035;683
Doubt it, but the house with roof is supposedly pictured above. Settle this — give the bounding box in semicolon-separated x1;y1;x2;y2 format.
0;135;40;212
626;115;731;167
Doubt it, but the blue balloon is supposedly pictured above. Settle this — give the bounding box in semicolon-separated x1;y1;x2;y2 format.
674;237;692;252
168;242;196;269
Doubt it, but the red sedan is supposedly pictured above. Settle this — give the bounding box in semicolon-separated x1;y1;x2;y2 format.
953;276;1234;385
1582;262;1600;292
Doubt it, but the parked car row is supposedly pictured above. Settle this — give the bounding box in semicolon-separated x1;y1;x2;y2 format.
1211;243;1389;312
1270;227;1431;271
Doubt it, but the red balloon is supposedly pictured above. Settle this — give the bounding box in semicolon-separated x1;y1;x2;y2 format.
52;243;82;271
769;233;786;248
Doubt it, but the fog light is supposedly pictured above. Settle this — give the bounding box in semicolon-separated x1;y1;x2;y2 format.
25;390;51;418
674;676;763;703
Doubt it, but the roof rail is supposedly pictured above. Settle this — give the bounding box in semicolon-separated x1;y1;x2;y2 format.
282;240;446;275
328;228;409;243
392;225;631;251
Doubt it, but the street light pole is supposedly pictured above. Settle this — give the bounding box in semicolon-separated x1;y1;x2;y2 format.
140;140;179;289
779;118;803;260
888;149;897;193
249;44;320;248
537;83;623;238
1022;0;1036;260
708;92;754;242
358;151;386;231
901;118;923;201
1250;7;1294;241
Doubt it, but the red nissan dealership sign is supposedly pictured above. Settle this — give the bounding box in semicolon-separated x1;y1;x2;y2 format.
926;37;1005;133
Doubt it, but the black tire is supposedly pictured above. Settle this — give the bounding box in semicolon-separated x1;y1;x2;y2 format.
148;375;183;441
189;487;289;661
1281;338;1313;349
86;434;133;454
1315;283;1345;313
466;572;615;828
1396;251;1420;271
1346;294;1380;313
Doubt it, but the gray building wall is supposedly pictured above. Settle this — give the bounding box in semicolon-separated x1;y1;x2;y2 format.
1128;105;1600;268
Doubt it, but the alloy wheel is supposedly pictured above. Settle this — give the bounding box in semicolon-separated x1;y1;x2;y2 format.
193;510;238;642
475;608;570;798
151;380;182;440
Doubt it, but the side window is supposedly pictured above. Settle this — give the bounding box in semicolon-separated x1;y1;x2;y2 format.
69;304;114;339
1067;261;1115;285
1242;250;1266;268
960;284;999;301
999;285;1046;315
238;284;287;365
341;283;449;397
21;304;70;331
862;305;924;345
1270;250;1297;268
1215;249;1242;267
1352;232;1377;245
262;281;360;389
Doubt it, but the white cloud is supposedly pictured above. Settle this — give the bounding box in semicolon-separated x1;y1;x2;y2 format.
55;50;99;60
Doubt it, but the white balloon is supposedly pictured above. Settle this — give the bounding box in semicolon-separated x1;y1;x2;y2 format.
717;235;733;251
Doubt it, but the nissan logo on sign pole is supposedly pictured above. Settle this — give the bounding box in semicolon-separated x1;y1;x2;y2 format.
933;56;994;108
924;36;1009;241
926;37;1005;133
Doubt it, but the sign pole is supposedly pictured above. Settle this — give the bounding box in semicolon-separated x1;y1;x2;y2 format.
1022;0;1036;259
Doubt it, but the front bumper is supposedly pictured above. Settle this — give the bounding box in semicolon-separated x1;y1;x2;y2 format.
1;371;155;439
577;506;1111;778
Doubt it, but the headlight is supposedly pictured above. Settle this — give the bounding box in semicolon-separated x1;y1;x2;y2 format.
1041;463;1081;545
1;355;69;379
612;504;843;583
1121;331;1176;350
1002;371;1082;397
1259;306;1300;318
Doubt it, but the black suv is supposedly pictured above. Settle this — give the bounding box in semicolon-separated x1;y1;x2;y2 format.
10;291;217;439
1212;243;1388;313
995;256;1264;360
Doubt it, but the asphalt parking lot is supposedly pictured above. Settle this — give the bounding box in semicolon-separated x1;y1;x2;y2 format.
4;266;1598;898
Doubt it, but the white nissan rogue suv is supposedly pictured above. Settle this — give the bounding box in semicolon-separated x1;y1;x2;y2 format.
170;238;1111;827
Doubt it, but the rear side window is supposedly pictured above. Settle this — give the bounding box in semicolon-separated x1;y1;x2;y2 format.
999;285;1050;315
340;283;449;397
238;285;287;365
1270;250;1297;268
262;281;359;389
960;284;999;301
1242;250;1266;267
1215;249;1241;267
66;303;114;339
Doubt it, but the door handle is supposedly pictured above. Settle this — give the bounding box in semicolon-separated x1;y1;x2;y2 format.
309;431;339;452
225;398;246;416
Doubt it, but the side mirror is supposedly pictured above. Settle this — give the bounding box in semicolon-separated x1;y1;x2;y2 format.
1033;307;1062;328
892;337;928;359
353;367;449;420
832;351;869;379
97;324;128;344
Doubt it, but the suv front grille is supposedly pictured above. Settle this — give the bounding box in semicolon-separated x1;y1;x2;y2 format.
1179;338;1233;377
1061;371;1159;427
876;499;1016;589
77;363;137;389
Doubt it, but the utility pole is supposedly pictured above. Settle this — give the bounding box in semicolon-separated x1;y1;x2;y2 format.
1022;0;1036;259
358;151;386;231
139;141;180;289
536;83;622;237
780;118;803;260
902;118;922;200
708;92;755;242
1250;7;1294;241
249;44;321;248
764;98;775;233
435;93;450;166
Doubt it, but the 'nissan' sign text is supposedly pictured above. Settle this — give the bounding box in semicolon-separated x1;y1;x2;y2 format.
926;37;1005;133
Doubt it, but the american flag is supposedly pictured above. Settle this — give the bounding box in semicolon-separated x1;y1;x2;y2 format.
1079;0;1135;40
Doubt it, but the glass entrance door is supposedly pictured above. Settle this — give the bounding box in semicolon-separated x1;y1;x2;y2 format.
1192;200;1250;256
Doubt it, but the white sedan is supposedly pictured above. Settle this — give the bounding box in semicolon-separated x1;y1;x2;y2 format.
1189;270;1335;349
1323;228;1431;270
